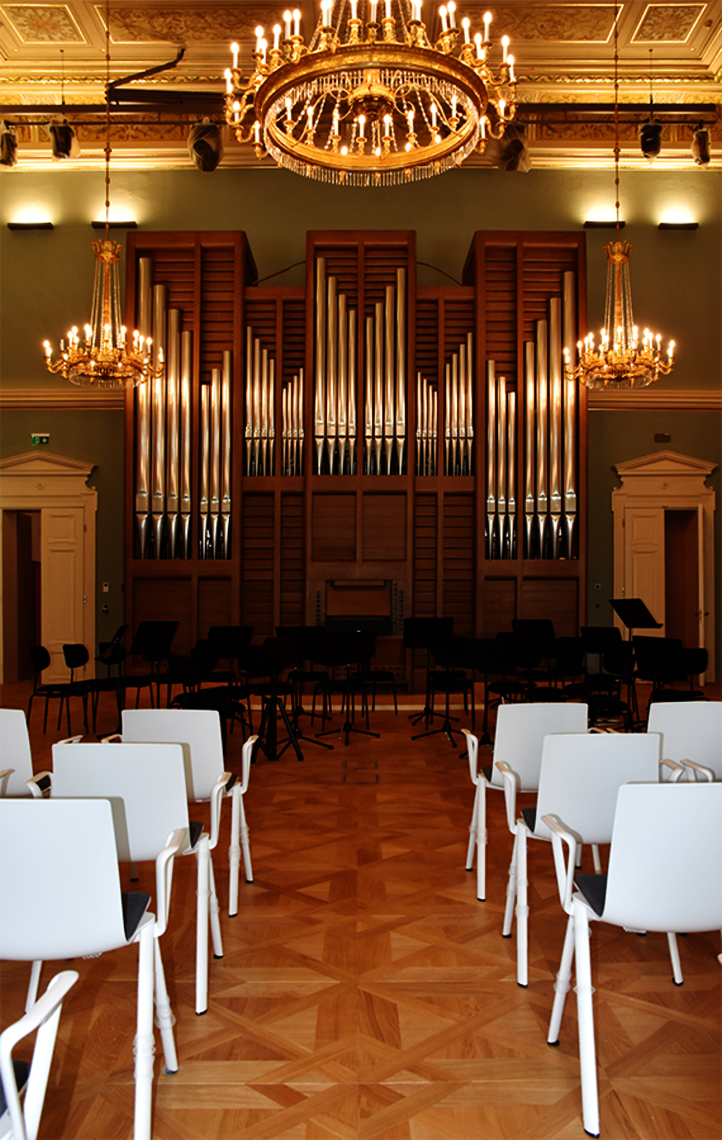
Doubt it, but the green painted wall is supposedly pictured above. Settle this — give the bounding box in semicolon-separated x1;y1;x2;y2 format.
2;165;720;668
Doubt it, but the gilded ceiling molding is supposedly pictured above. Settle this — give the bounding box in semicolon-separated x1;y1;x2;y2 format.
2;4;85;43
0;386;124;410
107;7;285;42
465;4;614;41
633;4;705;42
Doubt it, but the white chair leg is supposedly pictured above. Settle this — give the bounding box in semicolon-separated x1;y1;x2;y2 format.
502;830;518;938
476;781;487;901
26;959;43;1012
239;797;253;884
591;844;602;874
153;938;178;1075
228;787;241;917
548;913;576;1045
209;856;223;960
195;837;210;1015
667;931;683;985
466;786;478;870
516;824;529;987
573;904;600;1138
133;923;156;1140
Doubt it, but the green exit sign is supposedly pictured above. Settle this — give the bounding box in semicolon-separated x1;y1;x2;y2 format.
31;433;49;446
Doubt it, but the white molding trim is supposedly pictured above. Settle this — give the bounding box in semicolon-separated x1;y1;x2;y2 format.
588;389;722;411
0;387;125;410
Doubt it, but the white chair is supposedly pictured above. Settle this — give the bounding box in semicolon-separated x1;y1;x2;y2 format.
0;709;37;797
45;738;223;1016
497;730;662;987
647;700;722;781
0;798;183;1140
116;708;256;917
462;703;588;902
543;781;722;1138
0;969;78;1140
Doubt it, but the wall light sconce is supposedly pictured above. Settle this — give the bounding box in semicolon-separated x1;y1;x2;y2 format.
90;220;138;229
584;220;626;229
7;221;55;230
658;221;699;231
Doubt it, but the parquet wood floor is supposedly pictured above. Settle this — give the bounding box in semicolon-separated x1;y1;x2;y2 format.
0;682;720;1140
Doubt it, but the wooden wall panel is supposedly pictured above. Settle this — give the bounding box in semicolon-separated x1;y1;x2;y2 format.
362;494;406;561
198;578;233;635
241;493;275;635
132;578;193;657
312;493;356;562
442;494;475;636
413;494;438;617
482;578;517;637
280;493;305;626
521;578;580;637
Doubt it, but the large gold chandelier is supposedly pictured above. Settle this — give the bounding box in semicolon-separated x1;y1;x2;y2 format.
224;0;518;186
43;2;162;388
564;5;674;390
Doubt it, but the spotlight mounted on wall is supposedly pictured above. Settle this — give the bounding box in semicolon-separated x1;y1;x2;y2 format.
188;119;224;172
639;119;661;163
691;124;711;167
0;120;18;167
49;115;80;160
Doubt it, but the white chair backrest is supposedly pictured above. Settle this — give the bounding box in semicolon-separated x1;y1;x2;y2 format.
602;781;722;932
0;798;131;960
52;740;190;862
491;703;589;789
121;708;224;801
534;731;662;843
647;701;722;779
0;708;33;796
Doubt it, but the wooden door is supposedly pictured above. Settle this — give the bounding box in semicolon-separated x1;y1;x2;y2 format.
41;507;87;681
622;507;665;634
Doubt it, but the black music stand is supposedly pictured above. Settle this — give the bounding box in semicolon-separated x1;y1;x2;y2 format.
411;634;474;746
251;637;304;762
274;626;334;752
126;620;178;708
403;617;454;729
314;629;381;747
609;598;662;641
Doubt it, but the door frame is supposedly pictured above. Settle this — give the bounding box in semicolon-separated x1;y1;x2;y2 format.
0;451;97;683
612;450;716;681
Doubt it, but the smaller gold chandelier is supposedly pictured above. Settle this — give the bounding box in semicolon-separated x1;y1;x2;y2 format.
224;0;518;186
43;1;163;389
564;5;674;391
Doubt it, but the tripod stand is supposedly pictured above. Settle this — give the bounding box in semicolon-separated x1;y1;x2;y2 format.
251;638;304;762
314;630;381;747
411;634;475;746
403;617;454;729
275;626;334;752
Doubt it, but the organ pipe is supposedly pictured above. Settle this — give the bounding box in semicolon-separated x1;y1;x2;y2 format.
549;297;563;556
563;271;577;557
151;283;167;556
221;350;232;554
165;308;181;557
180;330;192;557
135;259;152;557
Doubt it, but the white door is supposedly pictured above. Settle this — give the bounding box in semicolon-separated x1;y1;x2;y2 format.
41;507;88;681
622;507;665;635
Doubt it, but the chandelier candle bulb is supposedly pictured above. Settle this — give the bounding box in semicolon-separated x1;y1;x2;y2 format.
448;2;456;28
439;6;448;32
293;9;300;35
484;11;492;39
462;17;470;42
231;42;239;68
502;35;508;61
284;11;292;38
273;25;281;50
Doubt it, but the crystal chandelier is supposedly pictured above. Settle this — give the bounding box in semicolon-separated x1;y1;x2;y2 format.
223;0;518;187
43;2;162;389
564;5;674;390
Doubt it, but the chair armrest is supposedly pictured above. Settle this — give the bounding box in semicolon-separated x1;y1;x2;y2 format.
27;771;52;798
101;733;122;743
55;735;83;746
462;728;478;784
240;734;258;795
660;757;685;782
681;758;716;782
541;813;581;916
154;828;188;937
495;760;520;835
0;768;13;796
208;772;234;849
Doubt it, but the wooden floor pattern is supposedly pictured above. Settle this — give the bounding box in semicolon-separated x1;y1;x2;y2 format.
1;683;720;1140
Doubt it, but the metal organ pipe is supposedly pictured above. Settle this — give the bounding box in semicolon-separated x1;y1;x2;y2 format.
497;374;507;556
549;297;563;556
563;271;578;557
165;308;181;557
221;350;232;555
486;360;496;557
337;291;348;474
180;330;192;557
315;257;326;474
524;340;536;558
396;268;406;474
135;259;152;557
151;283;167;556
536;319;549;556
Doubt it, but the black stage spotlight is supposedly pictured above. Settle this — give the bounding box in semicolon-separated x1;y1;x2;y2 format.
483;123;531;172
49;115;80;159
691;125;711;167
188;119;224;172
0;120;18;167
639;119;662;163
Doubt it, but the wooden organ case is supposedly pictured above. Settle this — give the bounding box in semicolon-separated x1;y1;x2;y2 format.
124;229;588;688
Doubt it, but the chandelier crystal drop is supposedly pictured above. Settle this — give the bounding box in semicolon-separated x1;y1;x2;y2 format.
564;4;674;391
43;1;163;388
223;0;518;186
